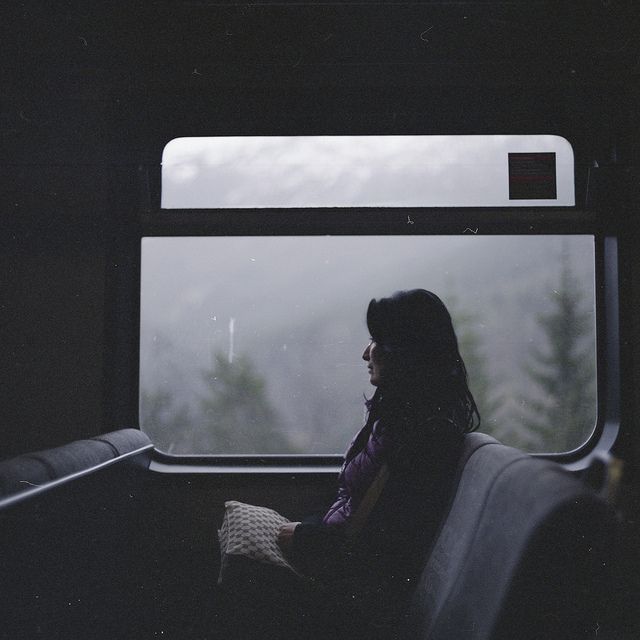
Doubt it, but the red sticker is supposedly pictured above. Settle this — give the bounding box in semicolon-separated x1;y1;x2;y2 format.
509;153;557;200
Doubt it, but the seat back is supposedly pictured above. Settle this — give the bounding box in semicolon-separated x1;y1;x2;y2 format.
0;428;152;501
0;429;155;639
402;434;617;640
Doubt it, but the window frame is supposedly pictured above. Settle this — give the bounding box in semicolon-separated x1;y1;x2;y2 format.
135;207;616;473
101;133;619;473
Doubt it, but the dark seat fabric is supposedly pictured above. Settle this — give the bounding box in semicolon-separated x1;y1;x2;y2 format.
0;428;152;499
400;434;618;640
91;428;153;456
0;428;155;640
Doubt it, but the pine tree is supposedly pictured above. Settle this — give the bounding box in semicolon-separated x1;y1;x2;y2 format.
199;352;293;454
521;254;596;452
448;295;501;436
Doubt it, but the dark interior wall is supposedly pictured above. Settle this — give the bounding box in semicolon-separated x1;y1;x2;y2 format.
1;223;106;457
1;97;110;457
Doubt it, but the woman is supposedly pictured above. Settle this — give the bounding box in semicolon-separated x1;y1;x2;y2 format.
276;289;480;637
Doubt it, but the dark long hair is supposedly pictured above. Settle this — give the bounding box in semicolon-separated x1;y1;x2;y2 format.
366;289;480;435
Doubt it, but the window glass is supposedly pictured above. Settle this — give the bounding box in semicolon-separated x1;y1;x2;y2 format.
161;135;575;208
140;235;596;455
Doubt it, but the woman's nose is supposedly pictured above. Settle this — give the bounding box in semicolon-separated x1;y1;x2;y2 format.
362;344;370;361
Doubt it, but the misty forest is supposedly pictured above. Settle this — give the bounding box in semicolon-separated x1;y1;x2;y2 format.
140;234;596;455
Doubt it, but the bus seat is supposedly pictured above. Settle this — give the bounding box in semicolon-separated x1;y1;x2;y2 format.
401;433;618;640
0;428;152;499
0;428;155;639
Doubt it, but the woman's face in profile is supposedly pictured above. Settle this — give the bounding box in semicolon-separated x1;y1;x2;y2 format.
362;340;385;386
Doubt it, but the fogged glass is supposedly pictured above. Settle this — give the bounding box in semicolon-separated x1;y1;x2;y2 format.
140;235;596;455
162;135;575;208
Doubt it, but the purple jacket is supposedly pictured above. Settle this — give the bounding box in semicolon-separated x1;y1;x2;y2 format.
292;408;461;566
322;417;392;527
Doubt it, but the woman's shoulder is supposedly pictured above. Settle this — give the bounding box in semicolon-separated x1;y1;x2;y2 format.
369;414;403;453
363;416;395;460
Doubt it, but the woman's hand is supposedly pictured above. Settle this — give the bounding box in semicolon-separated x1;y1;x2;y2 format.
277;522;300;551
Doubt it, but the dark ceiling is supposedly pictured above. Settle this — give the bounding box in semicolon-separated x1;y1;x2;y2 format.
1;2;639;167
3;1;639;94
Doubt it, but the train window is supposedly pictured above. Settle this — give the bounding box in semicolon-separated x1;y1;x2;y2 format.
142;134;595;457
161;135;575;208
140;234;596;456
